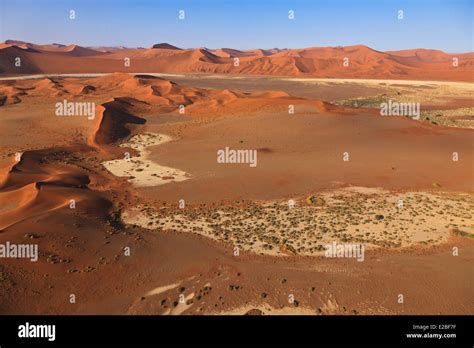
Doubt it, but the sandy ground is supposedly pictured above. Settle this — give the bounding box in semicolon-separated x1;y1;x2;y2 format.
215;304;318;315
123;189;473;256
2;225;472;315
142;110;473;205
102;133;190;187
282;77;474;88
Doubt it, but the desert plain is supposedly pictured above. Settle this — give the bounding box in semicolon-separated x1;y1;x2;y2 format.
0;41;473;315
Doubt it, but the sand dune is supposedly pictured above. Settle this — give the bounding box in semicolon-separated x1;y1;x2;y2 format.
89;97;147;146
2;41;472;81
0;73;338;121
0;45;42;74
152;43;182;50
57;45;107;57
387;49;474;62
1;40;105;56
0;84;26;105
0;148;112;231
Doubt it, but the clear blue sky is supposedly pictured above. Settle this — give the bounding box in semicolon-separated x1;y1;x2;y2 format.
0;0;472;52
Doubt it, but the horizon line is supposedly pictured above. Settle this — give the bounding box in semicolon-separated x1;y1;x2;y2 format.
3;39;473;55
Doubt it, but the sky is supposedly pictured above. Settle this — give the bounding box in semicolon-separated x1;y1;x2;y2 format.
0;0;472;52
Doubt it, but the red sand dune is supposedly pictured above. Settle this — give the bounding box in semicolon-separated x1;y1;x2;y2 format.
152;43;182;50
0;73;340;119
1;41;472;81
0;84;27;105
89;97;146;146
0;45;42;74
387;48;474;62
0;77;68;104
2;40;105;56
85;74;338;147
0;148;112;231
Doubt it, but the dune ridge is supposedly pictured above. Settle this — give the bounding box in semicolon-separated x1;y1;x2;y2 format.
0;149;112;231
0;73;337;118
89;97;147;147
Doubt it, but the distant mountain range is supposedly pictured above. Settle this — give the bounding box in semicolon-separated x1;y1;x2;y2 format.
1;40;473;81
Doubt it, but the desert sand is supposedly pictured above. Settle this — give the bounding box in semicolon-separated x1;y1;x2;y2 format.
0;60;473;316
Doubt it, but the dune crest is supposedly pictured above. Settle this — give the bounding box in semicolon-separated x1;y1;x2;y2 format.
89;97;147;147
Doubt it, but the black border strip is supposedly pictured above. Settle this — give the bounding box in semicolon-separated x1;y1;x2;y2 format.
0;315;472;346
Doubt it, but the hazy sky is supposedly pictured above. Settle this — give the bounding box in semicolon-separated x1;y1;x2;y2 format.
0;0;472;52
